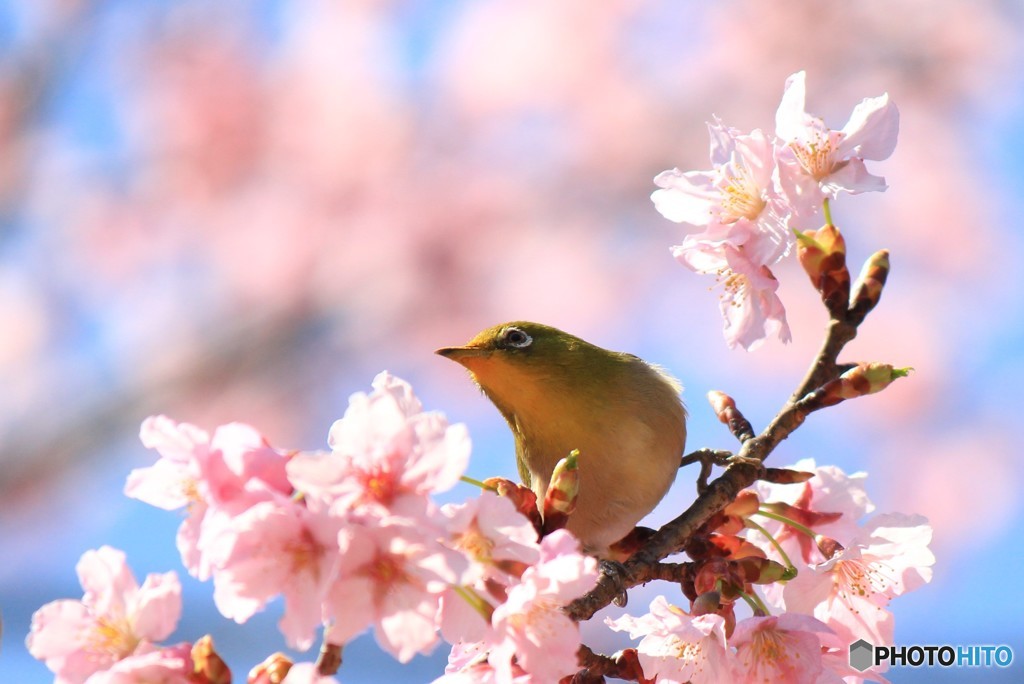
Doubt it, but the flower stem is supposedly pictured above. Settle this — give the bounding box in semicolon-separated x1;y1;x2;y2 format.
451;585;494;622
460;475;494;491
822;197;833;226
738;587;772;617
755;508;817;539
745;518;796;572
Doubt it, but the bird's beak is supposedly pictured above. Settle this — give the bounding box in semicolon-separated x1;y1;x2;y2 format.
435;345;490;365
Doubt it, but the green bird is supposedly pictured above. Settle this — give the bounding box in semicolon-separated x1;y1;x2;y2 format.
437;321;687;557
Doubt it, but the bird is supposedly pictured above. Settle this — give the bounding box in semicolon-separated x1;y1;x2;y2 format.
436;321;686;557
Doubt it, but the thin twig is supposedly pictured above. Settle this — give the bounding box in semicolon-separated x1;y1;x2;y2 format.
789;316;857;403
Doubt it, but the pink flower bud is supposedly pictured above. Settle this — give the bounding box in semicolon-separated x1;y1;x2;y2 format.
819;362;912;406
796;223;850;316
542;450;580;534
192;635;231;684
248;652;292;684
850;249;891;321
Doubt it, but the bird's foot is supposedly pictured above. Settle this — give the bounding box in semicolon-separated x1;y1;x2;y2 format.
599;559;630;607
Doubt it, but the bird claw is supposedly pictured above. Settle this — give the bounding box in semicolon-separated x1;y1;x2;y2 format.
599;559;630;607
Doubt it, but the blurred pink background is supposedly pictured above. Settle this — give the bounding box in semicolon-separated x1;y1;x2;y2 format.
2;1;1022;681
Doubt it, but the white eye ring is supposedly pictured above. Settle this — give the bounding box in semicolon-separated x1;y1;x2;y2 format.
503;327;532;348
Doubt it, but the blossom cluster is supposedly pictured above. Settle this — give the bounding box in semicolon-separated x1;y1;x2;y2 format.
28;372;598;683
26;371;933;684
653;71;899;350
607;459;934;683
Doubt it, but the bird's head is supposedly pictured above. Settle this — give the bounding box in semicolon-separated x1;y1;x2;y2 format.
435;321;599;406
436;321;585;370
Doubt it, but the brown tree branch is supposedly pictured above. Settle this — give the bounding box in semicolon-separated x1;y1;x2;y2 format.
566;310;864;622
789;316;858;403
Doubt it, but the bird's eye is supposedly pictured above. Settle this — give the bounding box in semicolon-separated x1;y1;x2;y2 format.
502;327;532;349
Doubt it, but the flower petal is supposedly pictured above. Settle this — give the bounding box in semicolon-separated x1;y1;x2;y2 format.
132;571;182;643
775;71;809;141
821;158;888;196
838;93;899;160
652;169;719;225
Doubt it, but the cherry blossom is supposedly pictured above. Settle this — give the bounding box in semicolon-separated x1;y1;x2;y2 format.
653;122;793;264
729;613;839;684
287;371;471;517
782;513;934;646
749;459;875;564
432;640;524;684
323;517;468;662
673;238;791;350
487;530;598;683
606;595;730;684
27;546;182;683
126;416;292;580
443;491;541;583
438;491;542;643
775;70;899;200
84;643;194;684
205;497;342;651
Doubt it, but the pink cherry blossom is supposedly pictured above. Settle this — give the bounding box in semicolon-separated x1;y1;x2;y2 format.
775;71;899;200
432;641;527;684
126;416;292;580
324;517;468;663
443;640;490;674
438;492;541;643
606;595;730;684
287;371;471;516
673;239;791;350
27;546;182;683
653;122;793;265
84;643;194;684
205;497;342;651
749;458;875;564
125;416;211;511
782;513;934;646
730;613;838;684
487;530;598;683
443;491;541;583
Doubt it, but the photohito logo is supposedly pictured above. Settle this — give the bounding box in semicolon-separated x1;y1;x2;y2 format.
849;639;1014;671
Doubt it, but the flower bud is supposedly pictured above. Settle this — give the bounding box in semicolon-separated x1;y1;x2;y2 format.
761;468;815;485
482;476;542;532
248;652;291;684
736;556;791;585
815;535;845;560
720;490;761;528
708;532;768;560
707;390;753;441
542;450;580;534
796;224;850;317
192;635;231;684
691;590;722;615
849;249;891;321
615;648;649;684
819;362;912;406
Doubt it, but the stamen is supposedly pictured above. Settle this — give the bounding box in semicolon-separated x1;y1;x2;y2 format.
719;164;766;222
717;269;750;308
87;615;139;660
789;124;845;180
